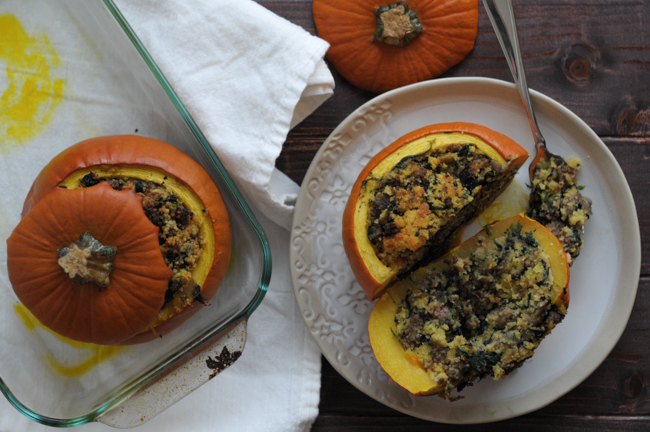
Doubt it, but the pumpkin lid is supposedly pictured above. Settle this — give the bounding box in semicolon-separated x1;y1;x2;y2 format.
7;183;173;345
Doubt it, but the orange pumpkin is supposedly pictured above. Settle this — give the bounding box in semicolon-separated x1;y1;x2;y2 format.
7;135;232;345
368;215;570;397
342;122;529;300
312;0;478;93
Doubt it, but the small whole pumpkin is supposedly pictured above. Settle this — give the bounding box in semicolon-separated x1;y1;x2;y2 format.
313;0;479;93
7;135;232;345
342;122;529;300
368;215;570;398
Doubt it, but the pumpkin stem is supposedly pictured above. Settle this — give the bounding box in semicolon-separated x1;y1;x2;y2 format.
57;232;116;289
374;2;423;47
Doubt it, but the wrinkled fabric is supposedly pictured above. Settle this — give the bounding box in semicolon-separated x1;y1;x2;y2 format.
0;0;333;431
115;0;333;230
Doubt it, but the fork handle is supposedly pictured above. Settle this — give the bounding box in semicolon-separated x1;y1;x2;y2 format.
482;0;546;149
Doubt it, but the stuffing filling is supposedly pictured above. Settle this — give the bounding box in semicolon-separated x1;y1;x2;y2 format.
78;172;205;320
394;223;565;400
367;143;515;274
527;156;592;265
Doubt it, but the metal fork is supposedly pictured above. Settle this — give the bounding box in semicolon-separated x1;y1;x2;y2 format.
482;0;563;179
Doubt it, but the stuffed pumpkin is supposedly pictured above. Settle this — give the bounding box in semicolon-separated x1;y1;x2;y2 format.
342;122;529;300
368;215;570;399
6;135;232;345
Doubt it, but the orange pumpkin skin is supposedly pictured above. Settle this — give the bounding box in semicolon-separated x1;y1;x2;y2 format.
342;122;529;300
20;135;232;344
7;184;173;345
368;215;570;397
313;0;478;93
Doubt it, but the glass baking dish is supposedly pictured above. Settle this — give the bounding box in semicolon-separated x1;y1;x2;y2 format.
0;0;271;427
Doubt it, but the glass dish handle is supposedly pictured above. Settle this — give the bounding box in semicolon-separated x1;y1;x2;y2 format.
97;319;247;428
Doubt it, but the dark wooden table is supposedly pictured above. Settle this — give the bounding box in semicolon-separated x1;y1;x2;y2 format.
263;1;650;430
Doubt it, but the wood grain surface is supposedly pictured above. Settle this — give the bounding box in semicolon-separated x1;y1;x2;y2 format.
261;1;650;430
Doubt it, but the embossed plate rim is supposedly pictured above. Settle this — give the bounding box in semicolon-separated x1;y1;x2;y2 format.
289;77;641;423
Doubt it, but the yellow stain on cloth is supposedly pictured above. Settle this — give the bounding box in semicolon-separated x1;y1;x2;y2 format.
0;14;64;151
14;303;123;378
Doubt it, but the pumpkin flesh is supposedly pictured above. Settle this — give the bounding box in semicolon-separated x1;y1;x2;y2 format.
342;122;529;300
368;215;570;399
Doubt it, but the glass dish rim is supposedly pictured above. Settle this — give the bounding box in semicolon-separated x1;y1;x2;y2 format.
0;0;272;427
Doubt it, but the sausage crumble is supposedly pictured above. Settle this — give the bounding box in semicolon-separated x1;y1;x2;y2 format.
527;156;592;265
394;222;566;400
366;143;516;275
79;172;204;318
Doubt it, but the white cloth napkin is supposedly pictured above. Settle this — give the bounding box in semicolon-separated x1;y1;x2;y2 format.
0;0;333;430
114;0;333;429
117;0;333;231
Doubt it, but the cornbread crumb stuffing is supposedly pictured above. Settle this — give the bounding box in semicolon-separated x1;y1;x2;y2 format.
395;223;565;400
367;143;515;274
79;173;204;317
527;156;592;265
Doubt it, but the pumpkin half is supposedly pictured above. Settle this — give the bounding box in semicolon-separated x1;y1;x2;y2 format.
313;0;478;93
7;135;232;345
368;215;570;399
342;122;529;300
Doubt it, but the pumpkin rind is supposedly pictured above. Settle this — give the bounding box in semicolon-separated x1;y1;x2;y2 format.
368;215;570;397
7;184;173;345
313;0;479;93
17;135;232;344
343;122;529;300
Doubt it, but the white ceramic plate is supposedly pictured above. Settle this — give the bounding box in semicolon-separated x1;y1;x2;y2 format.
289;77;640;423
